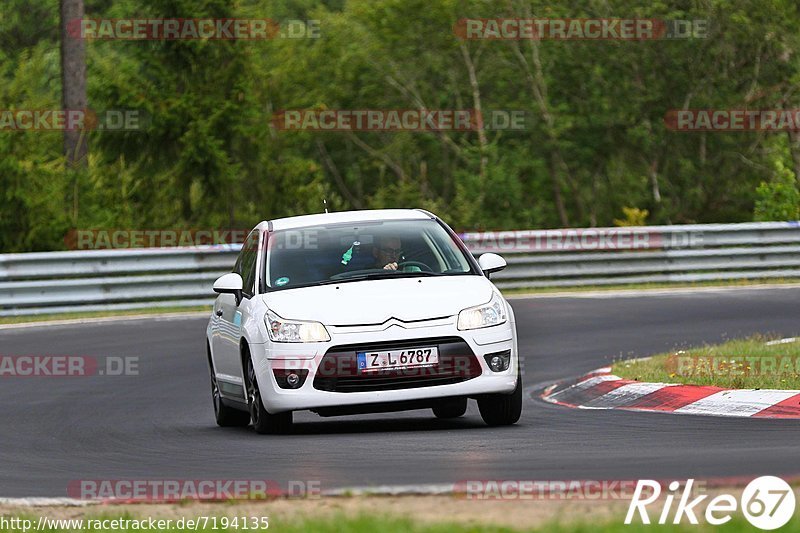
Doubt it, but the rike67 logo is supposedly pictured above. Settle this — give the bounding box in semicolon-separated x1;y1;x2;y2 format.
625;477;795;530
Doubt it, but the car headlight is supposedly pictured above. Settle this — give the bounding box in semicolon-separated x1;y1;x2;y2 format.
265;310;330;343
457;293;508;330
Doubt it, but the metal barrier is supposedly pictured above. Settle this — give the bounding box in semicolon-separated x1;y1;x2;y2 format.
0;247;240;316
460;221;800;289
1;222;798;316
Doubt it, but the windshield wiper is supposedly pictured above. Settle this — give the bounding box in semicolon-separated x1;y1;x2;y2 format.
315;270;441;286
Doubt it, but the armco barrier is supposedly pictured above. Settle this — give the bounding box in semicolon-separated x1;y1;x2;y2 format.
460;221;800;289
0;246;240;317
0;222;798;316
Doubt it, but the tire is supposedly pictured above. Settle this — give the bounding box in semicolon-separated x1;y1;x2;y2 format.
477;373;522;426
245;348;293;435
208;353;250;428
433;397;468;419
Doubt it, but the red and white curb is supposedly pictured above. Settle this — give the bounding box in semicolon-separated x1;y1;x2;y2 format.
541;367;800;419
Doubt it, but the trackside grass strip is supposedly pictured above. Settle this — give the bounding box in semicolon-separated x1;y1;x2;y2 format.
501;279;800;296
613;335;800;389
0;306;212;325
3;513;800;532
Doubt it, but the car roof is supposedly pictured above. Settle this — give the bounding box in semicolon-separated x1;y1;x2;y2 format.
262;209;434;232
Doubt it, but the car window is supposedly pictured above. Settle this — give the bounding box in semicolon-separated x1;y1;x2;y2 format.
263;219;478;291
236;230;260;298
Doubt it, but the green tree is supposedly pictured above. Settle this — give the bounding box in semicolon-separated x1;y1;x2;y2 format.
754;161;800;221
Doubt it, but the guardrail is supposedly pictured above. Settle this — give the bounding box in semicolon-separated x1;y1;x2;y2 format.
461;221;800;289
0;247;241;317
1;221;798;316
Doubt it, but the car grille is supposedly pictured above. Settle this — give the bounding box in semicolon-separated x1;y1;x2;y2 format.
313;336;481;393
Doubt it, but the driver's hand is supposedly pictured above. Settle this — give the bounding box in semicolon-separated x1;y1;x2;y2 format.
383;262;398;270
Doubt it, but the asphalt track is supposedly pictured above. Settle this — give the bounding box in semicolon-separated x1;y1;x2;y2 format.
1;287;799;497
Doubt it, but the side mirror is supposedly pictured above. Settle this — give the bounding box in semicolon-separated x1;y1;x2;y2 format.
213;273;244;306
478;253;507;277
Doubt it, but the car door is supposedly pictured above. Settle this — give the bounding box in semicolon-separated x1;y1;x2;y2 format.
211;230;260;398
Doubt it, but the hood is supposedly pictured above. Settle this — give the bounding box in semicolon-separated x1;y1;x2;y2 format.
263;275;494;326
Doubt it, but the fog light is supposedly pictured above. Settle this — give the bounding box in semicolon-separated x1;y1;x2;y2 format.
484;350;511;372
273;369;309;389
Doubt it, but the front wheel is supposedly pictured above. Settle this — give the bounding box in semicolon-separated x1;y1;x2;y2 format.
209;350;250;427
477;374;522;426
245;349;293;434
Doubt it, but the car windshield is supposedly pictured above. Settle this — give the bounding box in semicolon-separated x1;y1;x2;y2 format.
263;219;477;291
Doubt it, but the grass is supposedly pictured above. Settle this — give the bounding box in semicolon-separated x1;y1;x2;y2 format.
613;334;800;389
501;277;800;296
259;515;800;532
2;512;798;533
0;306;212;325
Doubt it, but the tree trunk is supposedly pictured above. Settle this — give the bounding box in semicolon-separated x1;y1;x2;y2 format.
460;43;488;185
549;155;569;227
787;131;800;189
60;0;87;167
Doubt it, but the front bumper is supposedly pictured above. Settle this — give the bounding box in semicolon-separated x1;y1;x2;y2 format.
250;317;518;414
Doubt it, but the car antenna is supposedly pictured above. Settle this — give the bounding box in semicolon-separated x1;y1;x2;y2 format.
323;198;329;214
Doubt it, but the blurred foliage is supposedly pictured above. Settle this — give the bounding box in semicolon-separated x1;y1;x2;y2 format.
754;160;800;221
613;207;649;227
2;0;800;251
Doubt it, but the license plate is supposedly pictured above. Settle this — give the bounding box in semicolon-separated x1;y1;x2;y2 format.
357;347;439;372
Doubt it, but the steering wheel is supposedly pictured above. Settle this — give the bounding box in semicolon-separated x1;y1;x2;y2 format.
397;260;433;272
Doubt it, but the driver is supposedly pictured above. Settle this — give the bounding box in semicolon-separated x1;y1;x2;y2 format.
373;236;403;270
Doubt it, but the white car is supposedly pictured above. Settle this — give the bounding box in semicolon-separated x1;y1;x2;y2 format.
206;209;521;434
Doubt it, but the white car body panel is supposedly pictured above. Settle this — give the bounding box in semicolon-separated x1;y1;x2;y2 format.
264;276;493;326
